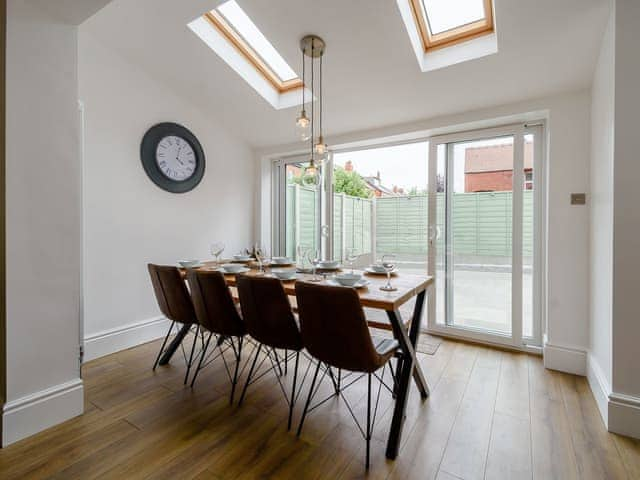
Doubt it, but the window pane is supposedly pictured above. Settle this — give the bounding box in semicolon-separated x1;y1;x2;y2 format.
217;1;298;81
422;0;486;35
285;163;319;262
451;136;513;335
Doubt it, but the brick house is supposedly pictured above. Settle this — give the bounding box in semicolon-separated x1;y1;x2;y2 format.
464;141;534;192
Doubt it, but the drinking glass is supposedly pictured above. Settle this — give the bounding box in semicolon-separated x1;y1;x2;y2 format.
210;242;225;266
296;245;308;270
380;254;397;292
307;249;321;282
345;247;358;274
255;245;266;275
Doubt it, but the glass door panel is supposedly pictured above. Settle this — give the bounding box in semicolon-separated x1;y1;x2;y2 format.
449;137;515;335
333;142;430;272
283;160;320;262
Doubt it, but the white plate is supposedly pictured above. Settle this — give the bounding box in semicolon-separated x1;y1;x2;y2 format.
218;267;250;274
317;264;341;271
232;255;252;262
178;261;203;269
364;267;397;275
327;279;370;289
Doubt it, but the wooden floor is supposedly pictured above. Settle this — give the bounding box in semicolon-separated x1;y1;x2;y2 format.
1;336;639;480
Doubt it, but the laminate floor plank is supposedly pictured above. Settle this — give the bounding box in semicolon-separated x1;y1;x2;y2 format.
559;374;629;480
528;357;579;480
438;350;501;480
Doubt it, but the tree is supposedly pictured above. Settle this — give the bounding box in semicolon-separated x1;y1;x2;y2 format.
333;166;372;198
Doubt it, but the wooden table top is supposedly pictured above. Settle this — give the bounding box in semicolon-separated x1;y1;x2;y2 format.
183;262;433;311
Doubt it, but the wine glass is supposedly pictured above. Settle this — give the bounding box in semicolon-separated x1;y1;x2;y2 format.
380;254;397;292
255;245;267;275
210;242;225;266
307;248;321;282
345;247;358;274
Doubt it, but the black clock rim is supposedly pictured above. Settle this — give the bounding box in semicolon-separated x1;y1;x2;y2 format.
140;122;205;194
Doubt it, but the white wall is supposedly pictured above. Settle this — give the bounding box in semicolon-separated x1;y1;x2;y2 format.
3;0;83;445
610;0;640;432
588;6;615;423
78;29;255;360
258;90;592;371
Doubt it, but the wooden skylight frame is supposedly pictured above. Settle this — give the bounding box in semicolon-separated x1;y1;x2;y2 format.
203;11;303;94
409;0;495;52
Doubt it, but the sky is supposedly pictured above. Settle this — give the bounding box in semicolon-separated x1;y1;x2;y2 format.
333;142;429;191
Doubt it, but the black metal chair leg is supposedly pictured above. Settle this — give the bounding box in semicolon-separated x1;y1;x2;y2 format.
190;332;213;388
184;325;200;385
284;349;288;375
273;348;284;376
288;351;300;431
238;344;262;406
153;321;175;370
366;372;372;470
229;337;243;404
297;360;322;437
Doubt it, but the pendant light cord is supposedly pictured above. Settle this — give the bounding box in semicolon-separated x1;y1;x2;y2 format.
301;46;305;110
319;54;323;141
310;39;314;160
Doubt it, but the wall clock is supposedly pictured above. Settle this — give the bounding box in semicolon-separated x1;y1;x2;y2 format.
140;122;205;193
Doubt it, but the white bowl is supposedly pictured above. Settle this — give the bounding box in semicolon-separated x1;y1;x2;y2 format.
233;254;252;262
221;263;245;273
179;260;201;268
318;260;339;269
335;272;362;287
272;257;292;265
369;264;386;273
272;268;296;280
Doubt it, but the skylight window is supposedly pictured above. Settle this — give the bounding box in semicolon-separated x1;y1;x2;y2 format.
422;0;486;35
188;0;302;106
216;1;298;83
410;0;494;51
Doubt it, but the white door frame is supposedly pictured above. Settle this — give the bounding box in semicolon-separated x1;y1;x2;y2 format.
426;123;545;349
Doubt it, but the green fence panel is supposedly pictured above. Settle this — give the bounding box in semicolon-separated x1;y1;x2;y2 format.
285;188;533;260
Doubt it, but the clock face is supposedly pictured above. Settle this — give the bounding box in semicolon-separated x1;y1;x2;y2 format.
155;135;196;181
141;122;205;193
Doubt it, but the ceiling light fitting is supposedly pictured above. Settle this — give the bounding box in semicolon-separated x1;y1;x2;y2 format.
296;35;329;185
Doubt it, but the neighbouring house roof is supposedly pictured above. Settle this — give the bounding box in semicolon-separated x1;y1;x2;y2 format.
465;141;533;173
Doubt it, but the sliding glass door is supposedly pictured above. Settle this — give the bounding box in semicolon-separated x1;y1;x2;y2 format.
273;124;543;348
428;125;543;347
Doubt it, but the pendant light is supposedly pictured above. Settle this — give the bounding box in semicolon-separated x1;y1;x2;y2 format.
295;46;310;141
297;35;328;185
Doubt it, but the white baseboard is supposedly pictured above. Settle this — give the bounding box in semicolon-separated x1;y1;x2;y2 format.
83;316;171;362
587;354;610;426
586;354;640;439
608;392;640;439
2;378;84;446
543;340;587;375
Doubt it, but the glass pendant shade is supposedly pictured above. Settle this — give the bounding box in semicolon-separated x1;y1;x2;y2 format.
315;136;327;155
303;160;319;186
296;110;310;141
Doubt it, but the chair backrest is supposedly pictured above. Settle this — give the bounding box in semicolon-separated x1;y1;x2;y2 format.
148;264;197;325
237;275;303;351
295;281;383;372
186;270;245;337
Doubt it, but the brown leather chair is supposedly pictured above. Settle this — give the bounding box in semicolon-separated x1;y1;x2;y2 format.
295;281;399;469
147;264;201;385
186;269;246;403
236;275;304;430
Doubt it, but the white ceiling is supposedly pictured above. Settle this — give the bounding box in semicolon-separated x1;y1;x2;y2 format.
82;0;610;148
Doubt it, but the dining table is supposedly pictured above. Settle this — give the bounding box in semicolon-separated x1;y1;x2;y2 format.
163;261;434;460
